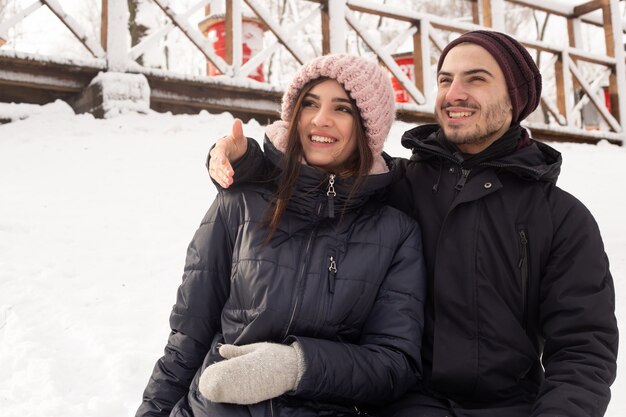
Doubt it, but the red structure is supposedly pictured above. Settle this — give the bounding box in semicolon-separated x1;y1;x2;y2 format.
199;15;265;82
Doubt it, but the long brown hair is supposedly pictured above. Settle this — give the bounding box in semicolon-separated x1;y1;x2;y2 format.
265;77;374;240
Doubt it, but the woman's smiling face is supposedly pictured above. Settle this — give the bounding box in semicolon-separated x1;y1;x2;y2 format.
297;79;358;172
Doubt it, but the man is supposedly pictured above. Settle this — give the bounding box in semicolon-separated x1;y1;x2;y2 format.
208;31;618;417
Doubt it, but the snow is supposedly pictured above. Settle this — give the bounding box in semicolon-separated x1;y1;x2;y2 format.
0;99;70;122
0;101;624;417
0;48;105;69
89;72;151;118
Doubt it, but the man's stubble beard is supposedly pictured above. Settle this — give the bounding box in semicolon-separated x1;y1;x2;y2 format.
438;97;512;148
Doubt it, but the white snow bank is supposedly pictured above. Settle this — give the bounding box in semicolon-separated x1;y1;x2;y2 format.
0;102;623;417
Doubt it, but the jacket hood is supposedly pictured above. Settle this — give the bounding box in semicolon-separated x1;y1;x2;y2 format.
400;123;562;184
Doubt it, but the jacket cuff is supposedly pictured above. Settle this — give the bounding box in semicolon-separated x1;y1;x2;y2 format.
230;137;256;171
206;137;257;188
291;341;306;390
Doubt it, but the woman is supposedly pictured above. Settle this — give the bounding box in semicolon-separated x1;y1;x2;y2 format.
136;54;427;417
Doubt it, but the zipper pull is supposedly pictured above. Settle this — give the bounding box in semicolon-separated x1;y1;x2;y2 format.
455;168;471;191
518;230;528;268
328;256;337;293
519;230;528;244
326;174;336;218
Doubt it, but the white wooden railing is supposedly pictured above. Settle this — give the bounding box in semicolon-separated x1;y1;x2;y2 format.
0;0;625;144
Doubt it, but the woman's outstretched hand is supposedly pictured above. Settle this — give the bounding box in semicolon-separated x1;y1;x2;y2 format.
208;118;248;188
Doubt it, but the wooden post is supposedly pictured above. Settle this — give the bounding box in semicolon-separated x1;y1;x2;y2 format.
555;54;566;117
567;17;582;94
226;0;243;75
412;28;424;95
554;51;573;125
225;0;233;65
321;1;330;55
602;0;626;137
413;21;427;103
471;0;480;25
480;0;492;27
101;0;108;51
479;0;505;30
567;17;583;53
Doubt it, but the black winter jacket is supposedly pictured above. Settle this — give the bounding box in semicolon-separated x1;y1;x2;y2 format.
220;126;618;417
136;139;427;417
386;125;618;417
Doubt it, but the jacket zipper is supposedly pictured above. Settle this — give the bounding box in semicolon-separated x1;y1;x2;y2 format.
328;254;337;293
455;168;471;190
517;228;529;328
283;200;322;339
327;174;336;218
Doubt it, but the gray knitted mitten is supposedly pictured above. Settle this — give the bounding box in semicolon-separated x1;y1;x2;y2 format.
198;342;302;404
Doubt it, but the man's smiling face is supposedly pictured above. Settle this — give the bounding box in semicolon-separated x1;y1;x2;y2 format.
435;43;513;154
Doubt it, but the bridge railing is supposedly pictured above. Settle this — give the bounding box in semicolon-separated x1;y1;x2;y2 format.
0;0;624;144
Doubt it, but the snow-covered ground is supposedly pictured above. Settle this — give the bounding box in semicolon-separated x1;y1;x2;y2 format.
0;101;623;417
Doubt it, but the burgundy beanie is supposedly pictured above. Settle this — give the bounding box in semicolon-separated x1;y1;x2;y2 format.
437;30;542;123
267;53;396;174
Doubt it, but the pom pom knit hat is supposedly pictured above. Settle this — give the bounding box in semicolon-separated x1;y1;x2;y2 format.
266;53;396;174
437;30;542;124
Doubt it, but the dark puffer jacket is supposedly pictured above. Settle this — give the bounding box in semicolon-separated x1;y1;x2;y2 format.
136;139;427;417
386;124;618;417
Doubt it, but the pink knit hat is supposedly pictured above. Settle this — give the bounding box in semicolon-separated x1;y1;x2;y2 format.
266;53;396;174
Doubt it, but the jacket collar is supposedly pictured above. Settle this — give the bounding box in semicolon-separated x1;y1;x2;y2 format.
401;123;562;184
263;137;394;221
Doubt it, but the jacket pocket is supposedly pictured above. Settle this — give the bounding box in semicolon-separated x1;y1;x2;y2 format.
324;255;375;329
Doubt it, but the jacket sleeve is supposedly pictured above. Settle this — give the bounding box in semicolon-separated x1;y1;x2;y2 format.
532;189;618;417
207;137;273;187
290;218;426;406
136;195;234;417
